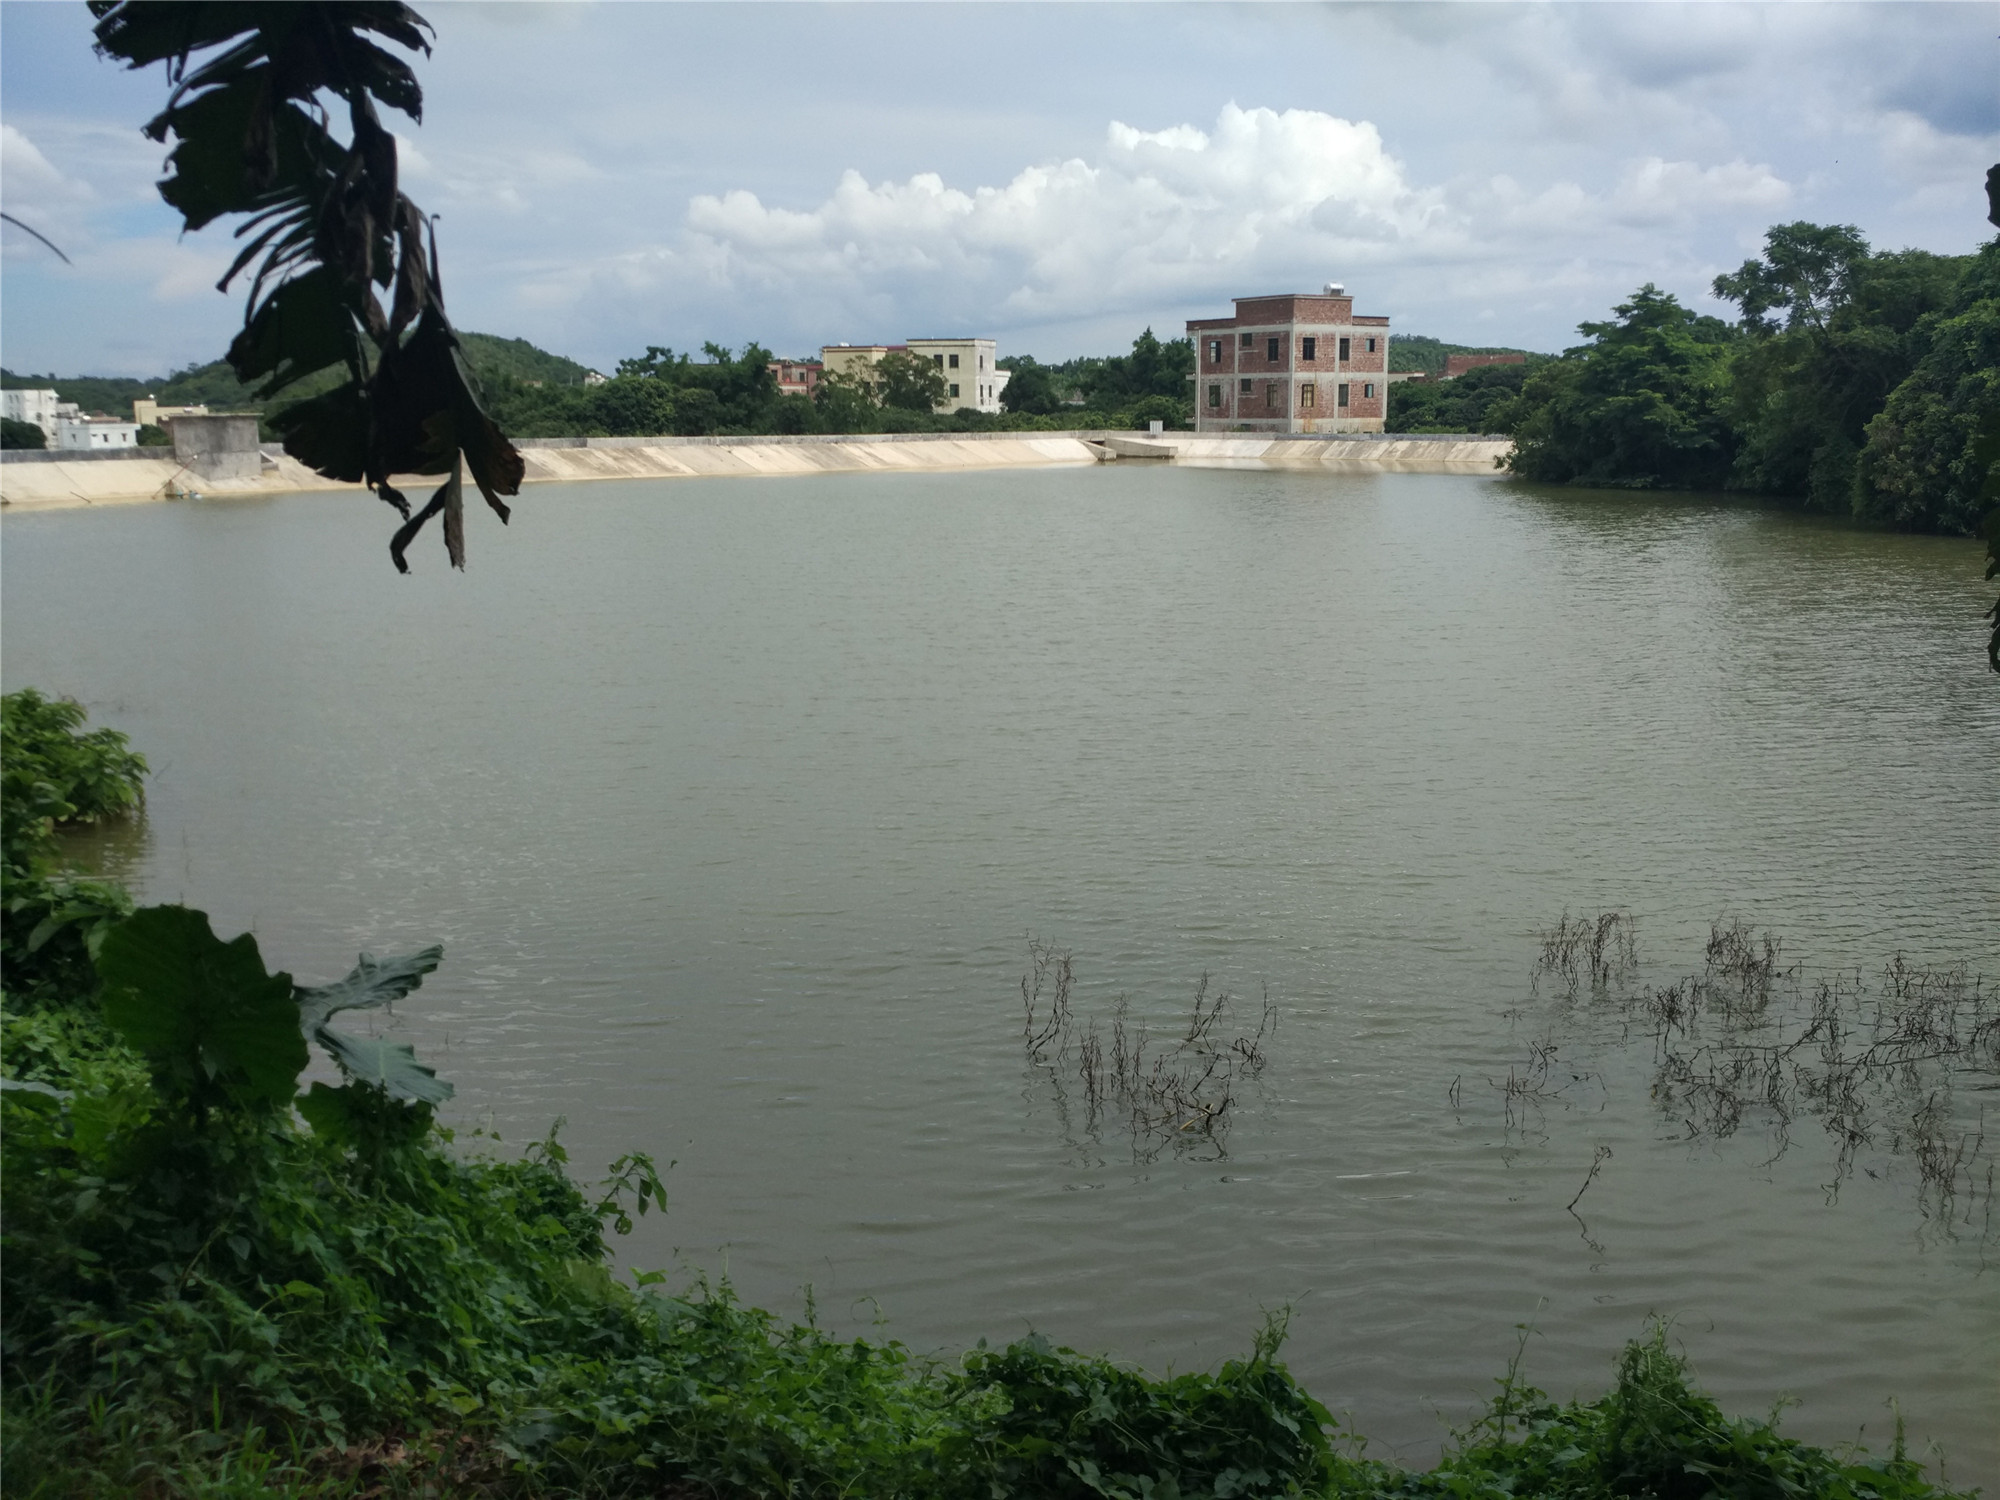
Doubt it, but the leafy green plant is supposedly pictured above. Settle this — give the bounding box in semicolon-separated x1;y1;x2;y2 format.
942;1318;1336;1500
2;690;146;1009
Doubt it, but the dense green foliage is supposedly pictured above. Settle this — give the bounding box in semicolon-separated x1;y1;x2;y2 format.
1;692;1975;1497
1386;364;1535;435
1855;241;2000;536
2;415;48;448
1717;225;1967;516
1;691;144;1012
1507;286;1739;490
1501;221;2000;542
1001;329;1194;423
1327;1330;1960;1500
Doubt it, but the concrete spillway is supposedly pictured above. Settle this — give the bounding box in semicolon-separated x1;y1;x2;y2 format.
0;432;1511;511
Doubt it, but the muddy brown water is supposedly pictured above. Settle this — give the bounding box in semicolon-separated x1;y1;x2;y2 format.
5;466;1995;1476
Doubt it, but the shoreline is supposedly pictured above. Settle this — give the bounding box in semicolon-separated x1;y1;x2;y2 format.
0;430;1511;513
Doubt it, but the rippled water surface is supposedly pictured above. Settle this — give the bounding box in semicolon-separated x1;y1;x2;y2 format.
5;467;1995;1474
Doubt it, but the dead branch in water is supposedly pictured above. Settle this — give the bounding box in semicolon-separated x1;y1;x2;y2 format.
1020;943;1277;1164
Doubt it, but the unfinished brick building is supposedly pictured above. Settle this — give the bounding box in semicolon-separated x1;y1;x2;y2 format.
1188;285;1389;434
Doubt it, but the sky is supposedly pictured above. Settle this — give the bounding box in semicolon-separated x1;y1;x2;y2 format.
2;1;1997;378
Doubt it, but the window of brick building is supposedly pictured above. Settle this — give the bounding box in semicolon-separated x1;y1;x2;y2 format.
1301;337;1317;360
1337;383;1350;407
1208;384;1222;408
1207;339;1222;363
1300;382;1316;409
1240;332;1254;349
1364;382;1375;398
1365;337;1377;353
1337;337;1350;361
1240;378;1252;394
1266;382;1279;409
1266;336;1280;361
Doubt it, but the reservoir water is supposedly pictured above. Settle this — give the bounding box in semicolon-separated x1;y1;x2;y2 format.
4;466;1995;1475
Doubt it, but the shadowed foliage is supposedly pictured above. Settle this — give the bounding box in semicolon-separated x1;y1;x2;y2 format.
89;1;522;572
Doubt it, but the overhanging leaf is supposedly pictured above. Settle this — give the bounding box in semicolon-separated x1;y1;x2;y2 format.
295;944;442;1035
97;905;307;1109
228;264;360;398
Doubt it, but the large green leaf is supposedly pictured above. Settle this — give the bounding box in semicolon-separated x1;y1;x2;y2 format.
295;944;442;1034
98;905;307;1109
315;1028;452;1105
295;943;451;1105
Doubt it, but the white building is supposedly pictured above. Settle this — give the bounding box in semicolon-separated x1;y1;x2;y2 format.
3;388;82;440
905;338;1007;414
55;416;139;451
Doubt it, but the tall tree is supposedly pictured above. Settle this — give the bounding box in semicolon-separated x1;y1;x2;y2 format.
876;352;949;412
91;2;522;572
1505;286;1737;490
1715;224;1962;512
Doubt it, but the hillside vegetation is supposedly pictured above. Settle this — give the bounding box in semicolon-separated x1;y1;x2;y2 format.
0;333;592;431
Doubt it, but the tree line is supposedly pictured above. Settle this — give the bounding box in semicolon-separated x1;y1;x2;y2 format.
482;328;1199;438
1391;220;1998;540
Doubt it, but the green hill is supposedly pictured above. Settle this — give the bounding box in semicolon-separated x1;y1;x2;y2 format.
1388;334;1545;379
1;332;592;424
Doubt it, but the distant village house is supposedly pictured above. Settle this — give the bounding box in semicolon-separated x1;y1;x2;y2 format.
133;397;209;428
1188;285;1389;434
769;359;822;399
2;388;81;441
3;387;140;449
56;416;140;451
819;338;1010;415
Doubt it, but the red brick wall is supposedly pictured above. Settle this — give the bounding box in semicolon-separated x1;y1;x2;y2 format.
1444;353;1524;379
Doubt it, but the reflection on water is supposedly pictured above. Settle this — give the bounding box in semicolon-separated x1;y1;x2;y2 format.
3;467;1995;1475
54;812;154;887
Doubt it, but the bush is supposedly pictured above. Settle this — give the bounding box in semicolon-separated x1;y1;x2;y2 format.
2;415;48;449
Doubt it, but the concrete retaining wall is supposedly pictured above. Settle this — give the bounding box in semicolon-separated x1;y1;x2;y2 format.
170;413;263;482
2;430;1512;511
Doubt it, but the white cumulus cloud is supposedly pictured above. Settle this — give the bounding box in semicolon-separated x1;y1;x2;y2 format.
674;105;1445;326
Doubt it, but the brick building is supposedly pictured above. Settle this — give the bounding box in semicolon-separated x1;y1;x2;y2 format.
1188;284;1389;433
770;359;822;399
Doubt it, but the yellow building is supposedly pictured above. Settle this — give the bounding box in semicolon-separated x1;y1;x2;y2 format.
818;345;896;386
819;339;1009;414
133;398;210;429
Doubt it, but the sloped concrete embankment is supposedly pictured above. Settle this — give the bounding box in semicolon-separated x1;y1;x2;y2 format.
1;432;1512;511
513;433;1102;484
